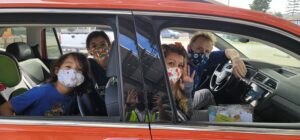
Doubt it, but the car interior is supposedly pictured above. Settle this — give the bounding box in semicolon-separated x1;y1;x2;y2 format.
0;51;27;101
6;42;50;87
0;26;120;119
160;27;300;123
0;22;300;125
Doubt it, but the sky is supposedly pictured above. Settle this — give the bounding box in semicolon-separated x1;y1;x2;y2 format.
215;0;288;14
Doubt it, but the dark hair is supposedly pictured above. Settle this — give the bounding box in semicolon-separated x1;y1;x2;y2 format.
86;31;111;49
162;43;188;61
48;52;92;94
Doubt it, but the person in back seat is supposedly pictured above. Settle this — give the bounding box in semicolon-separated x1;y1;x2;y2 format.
86;31;111;93
0;52;91;116
76;31;112;116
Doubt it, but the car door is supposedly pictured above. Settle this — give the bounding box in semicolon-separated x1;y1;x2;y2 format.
133;10;300;139
0;9;152;139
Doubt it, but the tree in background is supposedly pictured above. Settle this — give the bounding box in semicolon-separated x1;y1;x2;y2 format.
287;0;300;16
250;0;272;12
274;12;283;18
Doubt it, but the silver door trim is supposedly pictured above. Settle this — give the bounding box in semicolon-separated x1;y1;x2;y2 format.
0;119;149;129
0;8;131;15
0;119;299;136
150;123;300;136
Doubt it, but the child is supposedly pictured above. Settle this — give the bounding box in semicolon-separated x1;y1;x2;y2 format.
86;31;111;95
162;43;215;119
86;31;111;71
160;43;193;120
85;31;112;116
0;52;91;116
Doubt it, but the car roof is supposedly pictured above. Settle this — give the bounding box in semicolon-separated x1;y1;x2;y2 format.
1;0;299;36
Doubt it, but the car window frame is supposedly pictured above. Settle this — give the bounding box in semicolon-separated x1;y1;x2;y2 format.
132;15;178;123
0;11;126;123
133;11;300;129
44;27;63;59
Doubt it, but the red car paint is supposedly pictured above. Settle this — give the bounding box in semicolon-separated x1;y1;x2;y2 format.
0;0;299;35
0;0;299;139
0;124;299;140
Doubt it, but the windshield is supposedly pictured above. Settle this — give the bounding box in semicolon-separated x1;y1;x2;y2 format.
217;33;300;68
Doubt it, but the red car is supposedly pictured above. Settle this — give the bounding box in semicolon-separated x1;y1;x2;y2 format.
0;0;299;139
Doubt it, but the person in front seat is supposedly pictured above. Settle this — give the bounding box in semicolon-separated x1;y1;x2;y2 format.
158;43;217;120
0;52;91;116
188;32;247;98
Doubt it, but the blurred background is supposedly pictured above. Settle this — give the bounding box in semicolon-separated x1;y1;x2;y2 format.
214;0;300;25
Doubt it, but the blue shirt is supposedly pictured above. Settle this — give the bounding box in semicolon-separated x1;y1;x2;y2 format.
189;50;228;93
11;83;74;116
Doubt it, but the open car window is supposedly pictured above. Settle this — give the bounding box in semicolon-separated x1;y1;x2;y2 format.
159;26;300;124
0;13;123;122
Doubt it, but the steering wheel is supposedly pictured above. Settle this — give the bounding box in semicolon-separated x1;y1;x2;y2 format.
210;63;233;92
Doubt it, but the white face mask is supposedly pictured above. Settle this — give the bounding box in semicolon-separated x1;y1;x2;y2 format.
57;69;85;88
167;67;182;85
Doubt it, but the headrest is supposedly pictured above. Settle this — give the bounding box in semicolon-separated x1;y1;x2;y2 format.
0;51;21;88
6;42;34;61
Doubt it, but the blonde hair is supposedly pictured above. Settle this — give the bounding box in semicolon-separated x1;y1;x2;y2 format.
188;32;216;47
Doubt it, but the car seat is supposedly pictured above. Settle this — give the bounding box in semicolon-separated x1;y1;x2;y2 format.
6;42;50;87
0;51;27;104
105;41;120;118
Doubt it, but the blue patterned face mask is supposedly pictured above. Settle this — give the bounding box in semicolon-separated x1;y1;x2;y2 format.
188;49;208;67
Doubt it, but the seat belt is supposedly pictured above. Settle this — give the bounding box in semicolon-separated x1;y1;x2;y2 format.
19;69;37;89
21;74;33;89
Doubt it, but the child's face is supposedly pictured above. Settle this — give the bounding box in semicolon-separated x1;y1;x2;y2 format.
191;37;213;54
165;52;184;85
88;36;110;60
56;55;85;89
59;56;82;73
165;52;184;71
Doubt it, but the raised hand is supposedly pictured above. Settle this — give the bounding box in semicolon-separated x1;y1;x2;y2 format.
153;94;162;108
180;65;195;89
126;89;138;105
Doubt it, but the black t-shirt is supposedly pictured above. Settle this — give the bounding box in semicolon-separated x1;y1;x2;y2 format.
80;58;109;116
89;58;109;91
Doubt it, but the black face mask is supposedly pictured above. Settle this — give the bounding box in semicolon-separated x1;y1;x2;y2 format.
188;49;208;67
